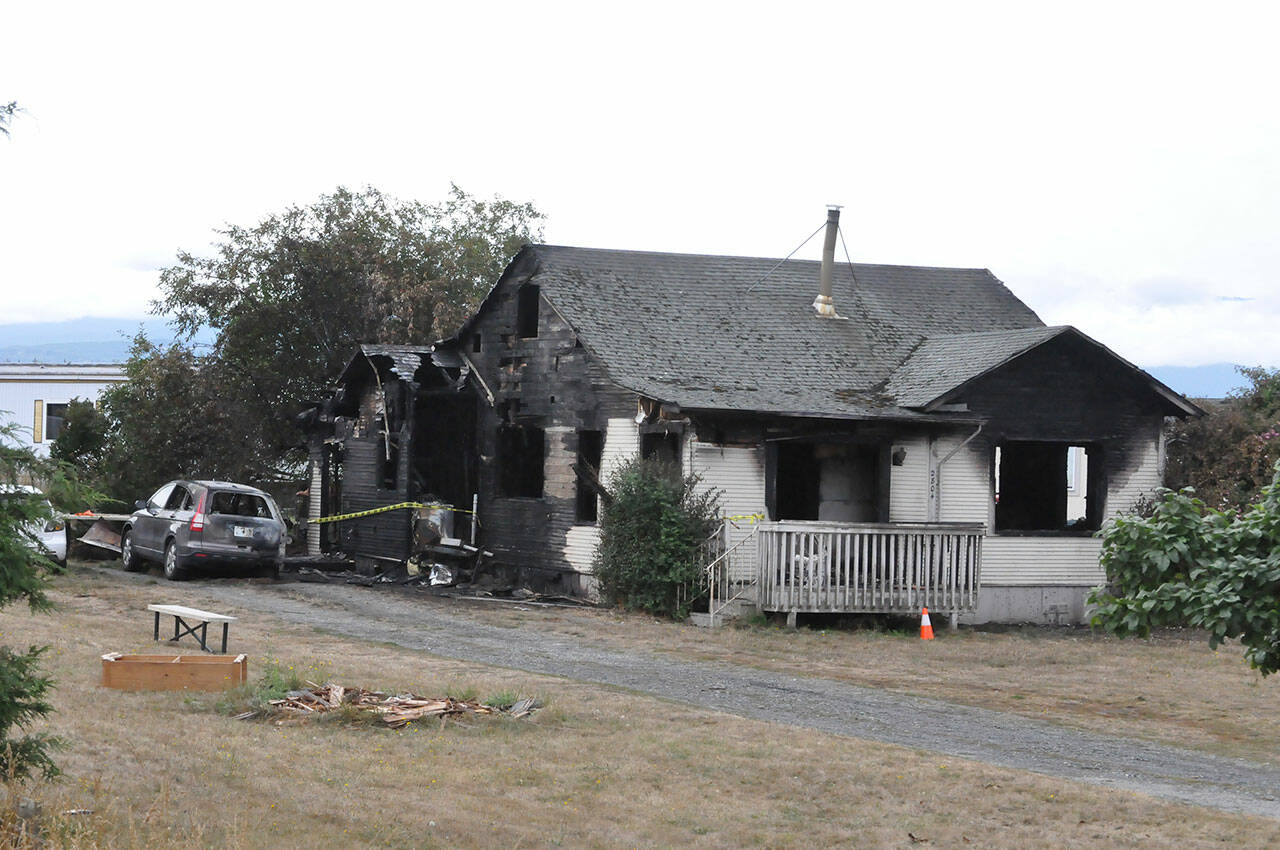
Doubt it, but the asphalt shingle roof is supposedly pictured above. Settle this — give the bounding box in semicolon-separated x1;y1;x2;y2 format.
886;326;1068;409
522;245;1046;419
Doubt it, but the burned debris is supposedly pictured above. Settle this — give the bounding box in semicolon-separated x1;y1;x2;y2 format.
235;681;538;726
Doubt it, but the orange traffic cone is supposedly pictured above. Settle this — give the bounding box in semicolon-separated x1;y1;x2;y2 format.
920;607;934;640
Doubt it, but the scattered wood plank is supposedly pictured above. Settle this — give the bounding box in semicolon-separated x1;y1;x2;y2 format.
244;682;537;727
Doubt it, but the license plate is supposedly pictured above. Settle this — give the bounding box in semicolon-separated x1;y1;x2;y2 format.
233;526;254;539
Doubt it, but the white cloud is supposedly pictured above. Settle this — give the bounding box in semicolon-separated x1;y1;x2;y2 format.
2;1;1278;368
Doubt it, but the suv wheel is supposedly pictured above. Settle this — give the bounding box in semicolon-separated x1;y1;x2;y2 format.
163;540;190;581
121;530;146;572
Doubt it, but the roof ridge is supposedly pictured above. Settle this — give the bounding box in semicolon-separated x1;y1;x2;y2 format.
531;243;992;274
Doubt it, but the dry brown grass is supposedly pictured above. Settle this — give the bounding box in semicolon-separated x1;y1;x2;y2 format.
442;595;1280;764
1;566;1277;848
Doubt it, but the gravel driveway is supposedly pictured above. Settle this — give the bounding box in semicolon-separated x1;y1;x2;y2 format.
116;569;1280;819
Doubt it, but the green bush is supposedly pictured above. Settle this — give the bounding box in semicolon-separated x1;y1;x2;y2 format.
593;455;720;619
1090;460;1280;675
0;419;91;783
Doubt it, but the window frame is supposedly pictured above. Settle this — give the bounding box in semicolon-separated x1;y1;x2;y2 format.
993;440;1104;535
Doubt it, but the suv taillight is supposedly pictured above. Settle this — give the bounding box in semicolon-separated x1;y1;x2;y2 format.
190;491;207;532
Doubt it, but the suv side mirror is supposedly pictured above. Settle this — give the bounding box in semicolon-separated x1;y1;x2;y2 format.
134;500;147;511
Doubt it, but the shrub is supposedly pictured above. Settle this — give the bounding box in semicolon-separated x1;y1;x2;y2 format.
593;455;720;619
1165;366;1280;511
0;420;91;783
1090;460;1280;675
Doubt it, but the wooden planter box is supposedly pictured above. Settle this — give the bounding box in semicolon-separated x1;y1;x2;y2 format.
101;653;247;692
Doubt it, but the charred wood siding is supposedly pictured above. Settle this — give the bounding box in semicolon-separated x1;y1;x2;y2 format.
339;439;413;561
465;270;633;590
336;384;415;563
955;333;1167;520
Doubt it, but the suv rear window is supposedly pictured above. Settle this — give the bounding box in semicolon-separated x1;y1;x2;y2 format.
209;492;273;518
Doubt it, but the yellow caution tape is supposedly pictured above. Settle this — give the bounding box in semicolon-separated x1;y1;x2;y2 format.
309;502;475;525
722;513;766;523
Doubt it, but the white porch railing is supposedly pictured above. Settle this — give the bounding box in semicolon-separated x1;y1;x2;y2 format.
757;521;983;615
703;521;760;627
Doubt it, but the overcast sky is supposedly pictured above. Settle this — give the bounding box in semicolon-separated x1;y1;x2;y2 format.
3;1;1277;369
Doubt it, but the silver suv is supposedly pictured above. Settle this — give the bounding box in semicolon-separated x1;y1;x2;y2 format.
121;480;285;581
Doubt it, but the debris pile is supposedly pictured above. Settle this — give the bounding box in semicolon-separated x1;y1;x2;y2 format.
234;682;537;727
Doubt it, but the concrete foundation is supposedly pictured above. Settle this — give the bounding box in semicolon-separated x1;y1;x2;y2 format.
962;584;1098;626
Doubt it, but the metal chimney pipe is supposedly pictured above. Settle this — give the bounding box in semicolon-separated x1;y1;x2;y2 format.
814;205;841;317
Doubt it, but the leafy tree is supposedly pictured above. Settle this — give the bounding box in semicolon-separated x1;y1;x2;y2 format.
594;456;721;619
101;185;542;496
1165;367;1280;510
48;398;109;482
1090;461;1280;675
97;336;265;503
0;102;20;138
0;421;80;782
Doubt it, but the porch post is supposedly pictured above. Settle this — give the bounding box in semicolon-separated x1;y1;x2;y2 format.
927;435;940;522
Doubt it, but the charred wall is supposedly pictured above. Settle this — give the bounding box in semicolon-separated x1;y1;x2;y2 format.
334;381;415;564
955;333;1170;521
463;270;634;591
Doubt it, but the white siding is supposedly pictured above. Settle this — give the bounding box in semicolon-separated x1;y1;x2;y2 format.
562;417;639;574
690;441;766;581
1106;417;1163;519
600;416;639;482
307;461;322;555
937;435;992;524
0;366;125;457
563;525;601;576
983;536;1105;585
889;436;930;522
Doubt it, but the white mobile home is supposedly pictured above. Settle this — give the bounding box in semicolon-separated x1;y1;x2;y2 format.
0;363;125;456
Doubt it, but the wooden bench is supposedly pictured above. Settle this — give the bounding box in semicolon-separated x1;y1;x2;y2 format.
147;604;236;654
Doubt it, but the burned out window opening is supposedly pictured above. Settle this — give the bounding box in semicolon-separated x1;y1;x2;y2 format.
994;441;1104;532
772;441;883;523
472;334;482;353
575;430;604;523
517;283;540;338
498;424;545;498
640;431;682;470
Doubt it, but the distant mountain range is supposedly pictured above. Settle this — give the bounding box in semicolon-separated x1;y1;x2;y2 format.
0;317;1266;399
0;317;214;364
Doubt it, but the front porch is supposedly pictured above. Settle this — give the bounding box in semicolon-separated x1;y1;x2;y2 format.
706;521;984;624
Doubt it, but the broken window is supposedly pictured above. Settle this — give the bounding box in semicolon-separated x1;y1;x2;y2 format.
575;430;604;522
497;425;544;498
994;442;1103;532
640;431;681;470
210;492;272;518
163;485;192;512
517;284;540;338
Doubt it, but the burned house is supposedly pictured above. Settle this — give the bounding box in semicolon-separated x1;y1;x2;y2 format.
306;210;1200;623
